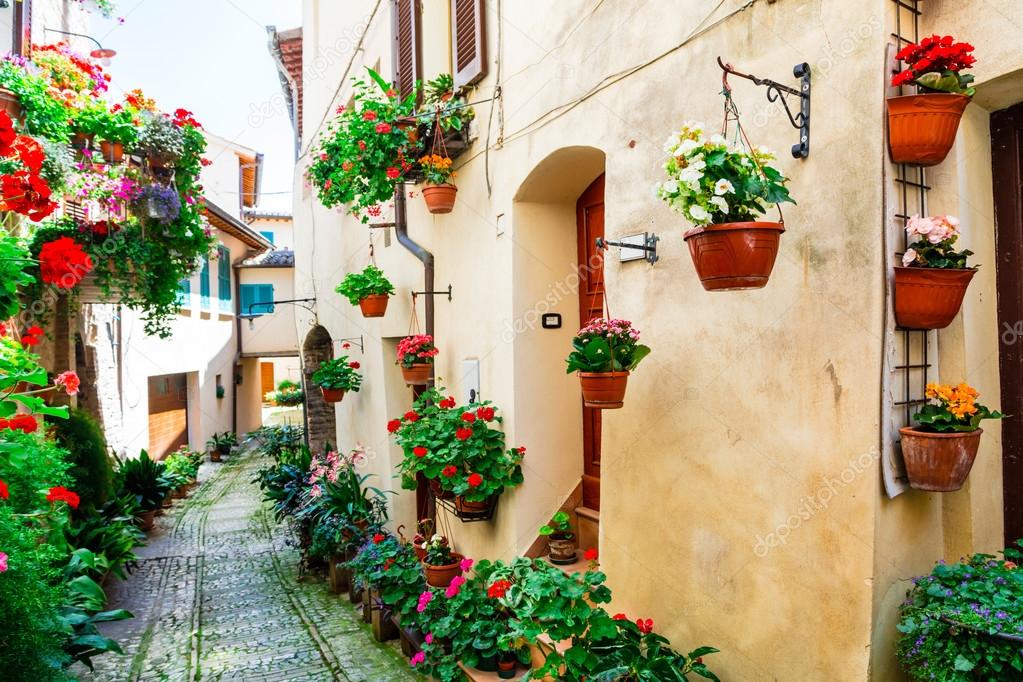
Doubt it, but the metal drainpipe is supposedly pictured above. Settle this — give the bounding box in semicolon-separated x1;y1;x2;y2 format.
394;185;434;340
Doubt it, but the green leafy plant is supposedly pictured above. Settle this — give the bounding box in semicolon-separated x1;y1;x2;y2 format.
658;121;794;226
897;545;1023;681
419;73;475;133
256;445;313;521
565;318;651;374
390;387;525;501
422;534;454;566
249;424;305;460
0;60;73;142
267;379;304;406
136;112;186;162
206;431;238;453
75;101;138;146
311;356;363;392
913;382;1004;433
116;450;169;512
334;265;395;306
540;511;573;538
52;409;113;511
0;233;35;320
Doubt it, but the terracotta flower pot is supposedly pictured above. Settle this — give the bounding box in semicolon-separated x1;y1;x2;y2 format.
547;532;577;565
210;450;222;463
887;93;971;166
429;478;455;500
424;552;464;588
136;509;156;531
0;88;21;122
100;140;125;163
893;267;976;330
683;221;785;291
358;294;389;318
498;659;518;679
455;496;489;513
320;387;346;403
402;363;432;386
71;132;94;150
413;542;427;561
422;183;458;214
900;426;983;492
578;371;629;409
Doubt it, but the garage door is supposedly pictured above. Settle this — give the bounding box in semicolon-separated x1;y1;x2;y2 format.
148;374;188;458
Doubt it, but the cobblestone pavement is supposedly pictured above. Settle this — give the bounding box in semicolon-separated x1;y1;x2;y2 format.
80;447;422;682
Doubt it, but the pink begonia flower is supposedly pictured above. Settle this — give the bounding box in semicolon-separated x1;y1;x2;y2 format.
410;651;425;666
445;575;466;598
417;590;433;613
902;248;918;267
0;551;7;572
425;633;434;644
460;557;474;572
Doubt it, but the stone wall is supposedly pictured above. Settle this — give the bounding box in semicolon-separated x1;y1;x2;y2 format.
301;325;335;453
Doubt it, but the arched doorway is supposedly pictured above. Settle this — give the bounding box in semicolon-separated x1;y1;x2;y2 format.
302;325;336;453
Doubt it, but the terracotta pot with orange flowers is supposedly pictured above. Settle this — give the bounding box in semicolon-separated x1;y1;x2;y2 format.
418;154;457;214
900;382;1003;491
888;35;976;166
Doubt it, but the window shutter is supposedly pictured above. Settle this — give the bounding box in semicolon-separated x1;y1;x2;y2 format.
200;257;210;308
392;0;422;100
260;284;275;314
13;0;31;57
240;284;255;315
451;0;486;88
217;246;231;310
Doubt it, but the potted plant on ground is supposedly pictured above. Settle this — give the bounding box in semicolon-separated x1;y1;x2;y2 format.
895;214;975;330
117;450;170;531
658;121;794;291
335;265;395;318
421;534;465;588
311;356;363;403
540;511;577;565
900;382;1003;491
888;35;977;166
267;380;304;407
418;154;457;214
206;431;237;463
565;318;650;409
396;334;439;385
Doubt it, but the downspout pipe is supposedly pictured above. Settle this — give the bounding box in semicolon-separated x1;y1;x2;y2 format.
394;184;434;338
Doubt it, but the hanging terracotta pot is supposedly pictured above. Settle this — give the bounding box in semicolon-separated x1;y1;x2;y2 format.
422;183;458;214
683;222;785;291
320;387;346;403
402;363;432;385
887;93;970;166
578;371;629;409
0;88;21;122
100;140;125;163
423;552;464;588
893;267;976;330
899;426;983;492
358;294;389;318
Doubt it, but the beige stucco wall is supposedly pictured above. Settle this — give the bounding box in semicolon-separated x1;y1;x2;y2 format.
289;0;1022;678
248;216;295;250
239;265;299;356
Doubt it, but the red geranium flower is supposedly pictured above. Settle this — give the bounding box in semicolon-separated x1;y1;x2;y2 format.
455;427;472;441
0;414;37;433
461;412;476;423
517;446;526;455
476;406;495;421
26;326;42;336
1;171;57;221
467;473;483;488
12;136;45;173
413;446;428;458
636;618;654;634
46;486;79;509
487;579;511;599
0;111;16;152
0;479;8;500
612;613;628;621
386;167;401;180
358;140;367;150
363;110;377;121
404;411;420;422
373;533;386;544
584;548;598;562
0;322;6;337
375;122;393;134
442;465;457;478
349;361;361;369
38;237;93;289
54;371;80;396
387;419;402;433
439;396;455;409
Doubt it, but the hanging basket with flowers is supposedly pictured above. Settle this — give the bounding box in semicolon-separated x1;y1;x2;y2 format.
311;356;363;403
659;114;795;291
895;214;975;330
900;382;1003;491
888;35;976;166
566;318;650;409
335;264;395;318
397;334;438;385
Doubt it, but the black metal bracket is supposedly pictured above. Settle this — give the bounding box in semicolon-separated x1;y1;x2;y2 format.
718;57;811;159
240;297;317;318
336;336;364;353
595;234;659;265
412;285;452;302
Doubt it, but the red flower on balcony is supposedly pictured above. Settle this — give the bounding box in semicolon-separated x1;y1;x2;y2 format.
460;412;476;423
439;396;456;409
0;415;37;434
404;411;420;423
0;479;8;500
636;618;654;634
475;406;495;421
54;371;80;396
1;171;56;221
38;237;93;290
442;465;457;478
487;579;511;599
46;486;80;509
584;548;598;562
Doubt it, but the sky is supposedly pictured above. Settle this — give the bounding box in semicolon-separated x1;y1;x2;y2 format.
85;0;303;213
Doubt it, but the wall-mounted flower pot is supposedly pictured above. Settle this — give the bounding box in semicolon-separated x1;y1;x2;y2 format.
422;183;458;214
578;371;629;409
428;477;455;501
0;88;21;122
899;426;983;492
320;387;346;403
893;266;976;330
683;222;785;291
424;552;464;587
402;363;432;385
100;140;124;164
547;532;578;565
455;496;489;514
887;93;970;166
358;294;389;318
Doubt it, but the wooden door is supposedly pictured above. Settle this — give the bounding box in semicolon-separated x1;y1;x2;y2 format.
992;105;1023;545
148;374;188;458
260;362;275;403
577;174;605;510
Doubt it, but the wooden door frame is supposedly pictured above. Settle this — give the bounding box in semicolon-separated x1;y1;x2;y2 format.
577;174;605;510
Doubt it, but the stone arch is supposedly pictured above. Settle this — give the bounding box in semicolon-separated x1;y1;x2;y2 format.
302;325;336;453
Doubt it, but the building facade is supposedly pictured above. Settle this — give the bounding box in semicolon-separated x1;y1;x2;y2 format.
283;1;1021;678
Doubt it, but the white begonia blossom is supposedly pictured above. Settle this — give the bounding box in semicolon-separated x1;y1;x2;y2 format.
675;139;700;157
710;133;726;146
714;179;735;195
689;205;711;222
710;196;729;213
662;179;679;194
902;248;918;267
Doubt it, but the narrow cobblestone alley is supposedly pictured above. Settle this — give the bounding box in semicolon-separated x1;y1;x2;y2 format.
79;448;422;682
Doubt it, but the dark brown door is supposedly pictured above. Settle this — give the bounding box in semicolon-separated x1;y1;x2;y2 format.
577;174;605;510
992;105;1023;545
148;374;188;458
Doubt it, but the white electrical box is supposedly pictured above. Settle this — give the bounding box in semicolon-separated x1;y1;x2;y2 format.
461;359;481;404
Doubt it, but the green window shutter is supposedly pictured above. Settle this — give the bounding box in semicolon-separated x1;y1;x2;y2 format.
218;246;231;311
240;283;275;315
200;257;210;309
259;284;275;313
259;231;275;245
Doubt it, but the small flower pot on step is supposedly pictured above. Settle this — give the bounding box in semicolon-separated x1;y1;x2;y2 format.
900;426;983;492
422;183;458;214
402;363;432;386
547;532;578;565
683;221;785;291
578;371;629;409
358;294;389;318
320;387;346;403
893;266;976;330
886;93;970;166
424;552;465;588
498;658;518;679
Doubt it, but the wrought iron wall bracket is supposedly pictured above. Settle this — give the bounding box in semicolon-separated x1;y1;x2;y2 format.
412;284;453;301
595;234;659;265
717;57;811;159
336;335;365;353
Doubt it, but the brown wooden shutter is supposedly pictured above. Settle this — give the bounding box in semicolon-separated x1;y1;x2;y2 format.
451;0;486;88
392;0;422;100
13;0;31;57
